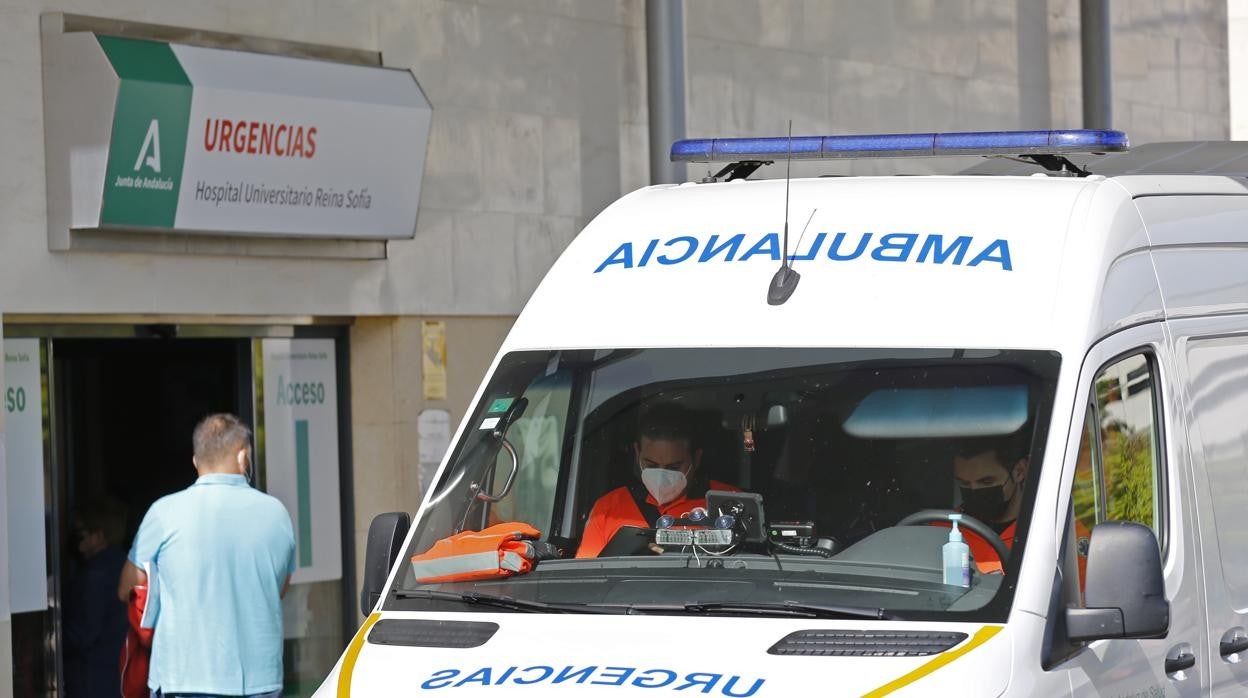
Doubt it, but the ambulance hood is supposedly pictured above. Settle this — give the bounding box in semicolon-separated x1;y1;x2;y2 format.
322;612;1013;697
505;176;1126;354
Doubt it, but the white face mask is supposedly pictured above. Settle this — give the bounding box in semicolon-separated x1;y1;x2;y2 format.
641;467;687;506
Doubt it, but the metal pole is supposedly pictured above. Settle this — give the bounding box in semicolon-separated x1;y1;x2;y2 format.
646;0;686;184
1080;0;1112;129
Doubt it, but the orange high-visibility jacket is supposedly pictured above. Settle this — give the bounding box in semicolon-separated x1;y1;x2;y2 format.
576;480;738;558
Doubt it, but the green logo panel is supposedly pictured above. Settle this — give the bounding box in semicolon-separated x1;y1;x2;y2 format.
98;37;192;229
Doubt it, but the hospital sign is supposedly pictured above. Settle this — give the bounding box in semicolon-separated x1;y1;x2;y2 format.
59;34;432;240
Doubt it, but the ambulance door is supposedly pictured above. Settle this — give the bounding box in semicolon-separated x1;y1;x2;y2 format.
1171;319;1248;695
1058;325;1209;697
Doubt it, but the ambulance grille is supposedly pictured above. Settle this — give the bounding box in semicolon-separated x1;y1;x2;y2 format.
366;619;499;648
768;630;967;657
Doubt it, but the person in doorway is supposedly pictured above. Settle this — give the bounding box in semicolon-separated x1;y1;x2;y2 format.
951;435;1088;580
63;495;129;698
576;403;737;558
117;413;295;698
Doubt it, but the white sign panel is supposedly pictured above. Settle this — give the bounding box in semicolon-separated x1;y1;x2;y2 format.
5;338;46;613
262;339;342;584
64;34;431;239
168;44;429;238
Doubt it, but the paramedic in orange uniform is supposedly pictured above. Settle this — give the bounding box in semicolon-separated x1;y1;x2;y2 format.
951;437;1088;581
576;403;737;558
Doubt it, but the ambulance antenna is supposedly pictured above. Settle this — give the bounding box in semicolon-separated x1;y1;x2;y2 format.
767;121;801;306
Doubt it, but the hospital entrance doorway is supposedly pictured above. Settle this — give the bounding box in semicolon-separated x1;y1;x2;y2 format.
56;337;247;564
9;332;349;697
39;338;245;697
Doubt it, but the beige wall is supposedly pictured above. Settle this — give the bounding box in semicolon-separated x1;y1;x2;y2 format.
1054;0;1228;141
685;0;1229;179
0;0;1231;320
1;1;624;318
349;314;513;616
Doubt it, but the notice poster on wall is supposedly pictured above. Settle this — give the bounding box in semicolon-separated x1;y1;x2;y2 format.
5;338;47;613
421;320;447;400
262;339;342;584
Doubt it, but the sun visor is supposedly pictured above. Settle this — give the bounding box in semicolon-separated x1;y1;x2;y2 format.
843;385;1029;438
42;31;431;242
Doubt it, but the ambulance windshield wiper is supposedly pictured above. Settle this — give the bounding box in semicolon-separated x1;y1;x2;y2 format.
627;600;894;620
393;589;621;615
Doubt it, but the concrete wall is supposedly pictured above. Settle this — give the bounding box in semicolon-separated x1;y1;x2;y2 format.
685;0;1229;178
348;314;513;613
1063;0;1228;141
0;0;1231;321
1;1;631;319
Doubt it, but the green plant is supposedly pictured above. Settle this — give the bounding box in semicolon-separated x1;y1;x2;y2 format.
1105;429;1155;528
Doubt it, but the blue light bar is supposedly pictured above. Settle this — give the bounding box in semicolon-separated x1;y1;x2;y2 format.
670;129;1129;162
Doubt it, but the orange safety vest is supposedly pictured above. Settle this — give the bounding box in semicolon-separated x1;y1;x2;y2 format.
410;522;543;584
576;480;738;558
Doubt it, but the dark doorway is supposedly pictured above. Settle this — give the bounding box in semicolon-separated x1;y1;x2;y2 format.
46;337;250;696
55;338;250;545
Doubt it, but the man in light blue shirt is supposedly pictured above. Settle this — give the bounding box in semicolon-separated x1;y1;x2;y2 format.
118;414;296;698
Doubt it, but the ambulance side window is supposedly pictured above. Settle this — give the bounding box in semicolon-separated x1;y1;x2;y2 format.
1070;405;1100;536
1069;353;1164;541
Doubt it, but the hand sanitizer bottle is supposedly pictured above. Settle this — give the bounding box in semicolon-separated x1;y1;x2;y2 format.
943;514;971;587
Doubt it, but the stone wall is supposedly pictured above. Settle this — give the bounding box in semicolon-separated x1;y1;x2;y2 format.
348;315;513;612
0;0;1229;317
684;0;1228;177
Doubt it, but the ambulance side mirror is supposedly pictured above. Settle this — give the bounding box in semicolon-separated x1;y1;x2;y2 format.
1066;521;1169;642
361;512;411;616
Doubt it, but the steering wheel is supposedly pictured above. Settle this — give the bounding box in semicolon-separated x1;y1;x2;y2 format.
896;509;1011;566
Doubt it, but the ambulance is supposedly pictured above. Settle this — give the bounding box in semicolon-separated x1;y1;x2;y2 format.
317;130;1248;696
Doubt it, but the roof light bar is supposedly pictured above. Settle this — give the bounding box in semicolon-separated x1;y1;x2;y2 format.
670;129;1129;162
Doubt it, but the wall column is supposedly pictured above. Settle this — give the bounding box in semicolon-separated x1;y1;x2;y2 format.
348;315;513;622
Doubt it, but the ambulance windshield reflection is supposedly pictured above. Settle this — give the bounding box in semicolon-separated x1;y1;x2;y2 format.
394;347;1061;622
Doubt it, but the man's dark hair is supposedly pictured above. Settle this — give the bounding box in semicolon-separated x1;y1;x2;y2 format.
76;496;127;547
637;402;699;450
955;432;1029;469
193;413;252;466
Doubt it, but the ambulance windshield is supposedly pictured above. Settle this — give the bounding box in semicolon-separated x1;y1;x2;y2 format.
393;347;1061;621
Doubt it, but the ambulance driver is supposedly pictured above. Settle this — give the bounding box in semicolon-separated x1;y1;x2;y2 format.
951;434;1088;582
576;403;736;558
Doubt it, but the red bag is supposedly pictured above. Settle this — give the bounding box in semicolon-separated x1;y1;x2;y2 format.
120;585;154;698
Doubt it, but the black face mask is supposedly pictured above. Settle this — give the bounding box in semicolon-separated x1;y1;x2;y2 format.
960;473;1016;522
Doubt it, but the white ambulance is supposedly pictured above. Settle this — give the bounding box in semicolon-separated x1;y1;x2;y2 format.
318;131;1248;697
